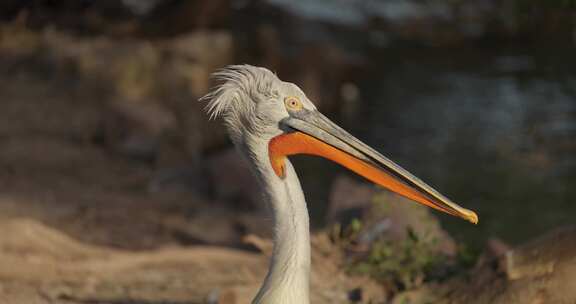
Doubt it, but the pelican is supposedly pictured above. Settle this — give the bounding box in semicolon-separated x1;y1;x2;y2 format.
201;65;477;304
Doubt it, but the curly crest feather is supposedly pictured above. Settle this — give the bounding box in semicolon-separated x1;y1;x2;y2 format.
200;65;279;120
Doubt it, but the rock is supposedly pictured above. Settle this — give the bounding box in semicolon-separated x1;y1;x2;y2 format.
406;225;576;304
504;226;576;281
486;238;512;258
328;175;457;256
473;237;512;275
327;175;374;225
310;233;387;304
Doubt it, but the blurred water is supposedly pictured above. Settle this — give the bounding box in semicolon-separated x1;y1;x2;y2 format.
266;0;454;25
266;0;575;248
354;48;576;246
296;48;575;248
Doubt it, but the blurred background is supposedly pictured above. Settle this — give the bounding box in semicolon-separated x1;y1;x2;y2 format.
0;0;574;303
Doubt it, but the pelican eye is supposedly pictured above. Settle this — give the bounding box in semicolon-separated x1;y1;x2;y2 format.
284;96;303;111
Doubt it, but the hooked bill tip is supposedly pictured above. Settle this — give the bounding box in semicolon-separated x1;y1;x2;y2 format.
464;211;479;225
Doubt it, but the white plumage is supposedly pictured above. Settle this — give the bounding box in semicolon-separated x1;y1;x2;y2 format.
203;65;315;303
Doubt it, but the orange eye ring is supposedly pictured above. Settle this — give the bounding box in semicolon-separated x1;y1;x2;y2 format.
284;96;303;111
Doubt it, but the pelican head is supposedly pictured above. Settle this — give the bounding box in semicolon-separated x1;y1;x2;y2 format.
203;65;477;223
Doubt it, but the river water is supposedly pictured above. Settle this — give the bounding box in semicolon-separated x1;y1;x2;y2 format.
296;47;575;248
359;48;575;246
265;0;575;247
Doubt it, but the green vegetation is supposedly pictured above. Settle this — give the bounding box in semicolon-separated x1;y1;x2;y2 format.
348;227;448;291
332;194;478;294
